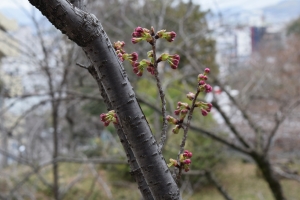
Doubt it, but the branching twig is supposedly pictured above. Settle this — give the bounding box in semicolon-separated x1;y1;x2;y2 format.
212;100;251;149
205;170;233;200
151;36;168;151
176;88;201;182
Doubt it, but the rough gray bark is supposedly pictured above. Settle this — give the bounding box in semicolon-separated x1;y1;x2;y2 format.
28;0;180;199
87;66;154;200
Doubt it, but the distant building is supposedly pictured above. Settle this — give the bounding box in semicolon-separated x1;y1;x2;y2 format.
251;26;266;52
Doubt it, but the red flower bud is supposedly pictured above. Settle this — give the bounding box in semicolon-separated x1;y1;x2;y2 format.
184;159;191;164
204;68;210;74
135;26;144;33
199;80;205;85
131;37;142;44
201;109;208;116
131;52;138;61
205;84;212;93
174;109;180;116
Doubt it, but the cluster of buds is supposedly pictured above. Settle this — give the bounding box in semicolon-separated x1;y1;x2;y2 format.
132;59;154;76
187;92;213;116
167;68;213;133
157;53;180;69
132;27;177;44
155;30;176;42
168;150;193;172
195;101;212;116
130;27;179;77
131;26;153;44
113;41;138;66
99;110;118;126
166;101;190;134
198;68;212;93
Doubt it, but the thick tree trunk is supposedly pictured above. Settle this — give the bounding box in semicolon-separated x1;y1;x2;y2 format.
28;0;180;199
251;152;286;200
88;67;154;200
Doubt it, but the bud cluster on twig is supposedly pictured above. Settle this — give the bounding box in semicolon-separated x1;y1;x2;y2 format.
99;110;118;126
168;150;193;172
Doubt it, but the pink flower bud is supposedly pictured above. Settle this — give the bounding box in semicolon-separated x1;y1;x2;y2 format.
147;66;155;75
165;31;176;42
199;80;205;85
136;71;143;76
201;109;208;116
184;159;191;164
188;152;192;158
104;121;110;126
132;31;142;37
166;115;178;124
133;67;139;74
170;31;176;38
207;103;212;109
118;53;124;62
131;37;142;44
100;113;107;122
135;26;144;33
172;54;180;61
131;52;138;61
205;84;212;93
174;109;180;116
180;109;188;120
198;74;207;81
113;41;125;50
204;68;210;74
187;92;195;101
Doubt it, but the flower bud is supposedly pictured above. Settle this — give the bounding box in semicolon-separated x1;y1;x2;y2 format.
201;109;208;116
166;115;178;124
184;159;191;164
113;41;125;50
167;158;178;167
180;109;188;120
147;50;153;58
204;68;210;74
174;109;180;116
187;92;195;101
131;37;143;44
205;84;212;93
198;74;207;81
172;125;180;134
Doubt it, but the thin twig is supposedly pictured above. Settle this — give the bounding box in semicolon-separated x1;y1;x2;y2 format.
205;170;233;200
151;36;168;151
176;88;201;182
212;100;251;149
76;62;89;69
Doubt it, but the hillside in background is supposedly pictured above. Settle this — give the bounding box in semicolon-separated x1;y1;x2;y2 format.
264;0;300;22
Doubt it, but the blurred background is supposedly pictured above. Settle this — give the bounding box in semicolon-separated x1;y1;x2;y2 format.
0;0;300;199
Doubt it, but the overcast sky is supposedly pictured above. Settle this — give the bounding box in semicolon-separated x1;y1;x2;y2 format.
0;0;284;24
193;0;282;10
